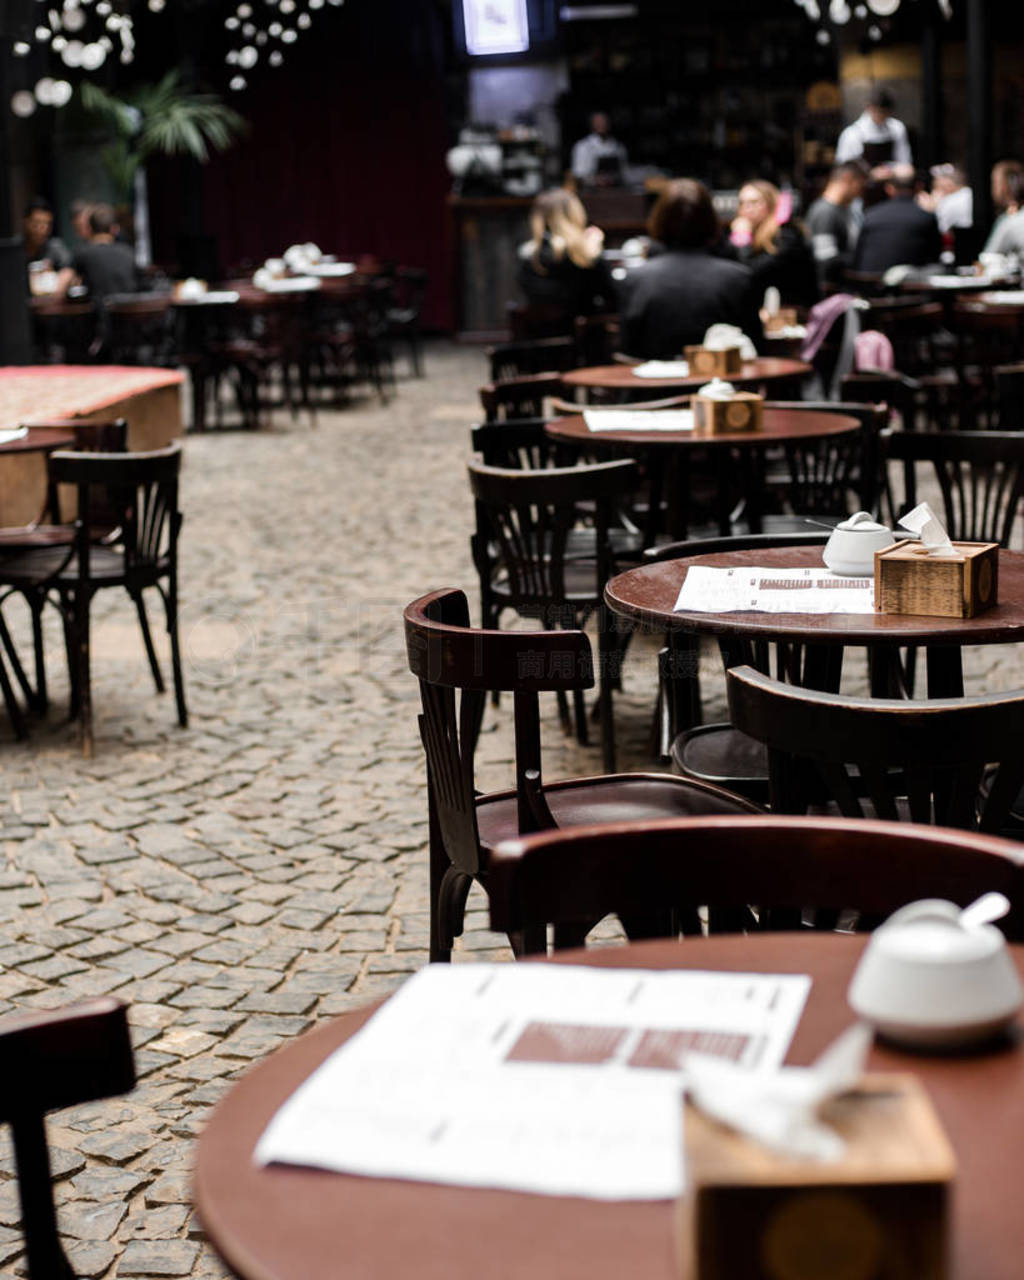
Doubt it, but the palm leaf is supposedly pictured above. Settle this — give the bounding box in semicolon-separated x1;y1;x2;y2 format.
79;80;138;138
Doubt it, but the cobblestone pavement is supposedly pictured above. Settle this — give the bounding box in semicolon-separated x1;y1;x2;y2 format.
0;342;1021;1277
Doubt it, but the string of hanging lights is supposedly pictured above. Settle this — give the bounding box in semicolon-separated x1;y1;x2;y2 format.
790;0;952;46
222;0;345;92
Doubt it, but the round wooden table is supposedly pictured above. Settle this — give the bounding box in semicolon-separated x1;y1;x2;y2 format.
605;545;1024;697
195;933;1024;1280
0;426;76;455
560;357;811;399
548;409;861;539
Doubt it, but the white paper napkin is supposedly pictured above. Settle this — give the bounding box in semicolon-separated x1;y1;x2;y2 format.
898;501;956;557
632;360;690;378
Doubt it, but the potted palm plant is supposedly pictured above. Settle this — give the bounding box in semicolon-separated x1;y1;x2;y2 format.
80;70;245;266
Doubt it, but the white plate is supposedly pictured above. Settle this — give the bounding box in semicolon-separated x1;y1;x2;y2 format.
306;262;356;278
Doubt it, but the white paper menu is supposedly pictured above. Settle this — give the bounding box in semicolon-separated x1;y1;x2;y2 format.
674;566;875;615
255;963;810;1200
583;409;695;433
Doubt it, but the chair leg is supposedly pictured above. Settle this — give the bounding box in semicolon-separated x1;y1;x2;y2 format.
0;645;28;741
0;606;39;712
30;599;47;711
70;591;93;758
596;606;617;773
163;582;188;728
132;591;165;693
11;1112;76;1280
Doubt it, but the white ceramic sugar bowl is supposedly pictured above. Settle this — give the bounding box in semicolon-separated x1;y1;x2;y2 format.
822;511;896;576
848;896;1023;1049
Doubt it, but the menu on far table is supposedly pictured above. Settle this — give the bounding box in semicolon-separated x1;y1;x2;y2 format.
583;409;694;433
255;963;810;1200
675;565;876;615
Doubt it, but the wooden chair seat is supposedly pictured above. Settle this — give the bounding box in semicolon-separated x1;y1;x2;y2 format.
672;723;770;801
476;772;759;850
0;543;169;588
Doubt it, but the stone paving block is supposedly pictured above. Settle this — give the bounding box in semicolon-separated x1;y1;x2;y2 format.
67;1240;118;1277
116;1239;201;1276
61;1198;128;1240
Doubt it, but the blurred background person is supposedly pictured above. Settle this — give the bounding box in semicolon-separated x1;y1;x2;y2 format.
804;161;868;291
517;188;614;319
571;112;629;188
619;178;763;359
983;159;1024;255
68;203;138;301
835;87;912;178
920;163;973;235
22;197;73;294
854;167;942;273
727;180;818;308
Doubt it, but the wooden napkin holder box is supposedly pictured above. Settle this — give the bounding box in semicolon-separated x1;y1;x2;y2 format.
764;309;799;332
678;1074;955;1280
693;391;764;435
685;345;743;377
874;539;998;618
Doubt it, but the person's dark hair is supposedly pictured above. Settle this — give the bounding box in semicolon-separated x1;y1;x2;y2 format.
832;159;869;183
88;203;117;236
647;179;719;250
23;197;52;219
867;87;895;112
887;172;916;195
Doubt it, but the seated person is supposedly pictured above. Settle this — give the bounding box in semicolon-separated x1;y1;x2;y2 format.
517;188;614;318
804;161;868;291
69;204;138;301
920;163;973;235
726;181;819;308
619;179;763;359
983;159;1024;256
853;169;942;274
23;197;73;294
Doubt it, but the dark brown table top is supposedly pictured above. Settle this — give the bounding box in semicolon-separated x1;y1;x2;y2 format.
560;357;811;392
0;426;76;455
546;407;860;450
195;933;1024;1280
606;545;1024;647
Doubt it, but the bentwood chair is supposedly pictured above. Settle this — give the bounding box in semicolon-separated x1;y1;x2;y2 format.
1;996;135;1280
727;665;1024;834
0;419;128;716
0;445;186;756
404;588;759;960
479;374;566;422
386;266;428;377
884;430;1024;547
486;337;577;383
487;815;1024;950
468;458;641;770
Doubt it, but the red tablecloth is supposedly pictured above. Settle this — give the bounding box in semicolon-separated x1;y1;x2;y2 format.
0;366;184;431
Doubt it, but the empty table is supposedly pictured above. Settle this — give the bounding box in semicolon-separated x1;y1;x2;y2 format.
560;357;811;401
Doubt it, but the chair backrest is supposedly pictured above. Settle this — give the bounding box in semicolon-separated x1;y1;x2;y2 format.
36;418;128;524
0;995;135;1279
762;400;887;517
467;458;639;607
470;419;576;471
487;815;1024;945
727;664;1024;831
883;429;1024;546
486;337;577;382
839;370;919;432
479;374;566;422
573;313;619;366
548;393;691;416
507;300;572;341
48;443;182;578
995;363;1024;431
953;302;1024;427
404;588;594;870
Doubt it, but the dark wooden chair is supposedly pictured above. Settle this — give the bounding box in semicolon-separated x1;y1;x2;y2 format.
386;266;427;377
506;300;572;340
101;294;176;367
0;419;128;718
573;313;619;366
995;362;1024;430
486;337;577;383
479;374;566;422
883;430;1024;546
547;393;692;416
487;815;1024;950
468;458;642;769
839;370;921;432
643;532;831;779
951;302;1024;429
727;664;1024;833
30;299;96;365
0;445;186;756
404;588;759;960
1;995;135;1280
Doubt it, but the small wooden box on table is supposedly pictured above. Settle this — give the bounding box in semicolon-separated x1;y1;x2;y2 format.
693;390;764;435
679;1074;955;1280
874;540;999;618
685;346;743;378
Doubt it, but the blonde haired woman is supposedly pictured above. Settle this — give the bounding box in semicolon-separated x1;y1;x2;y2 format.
729;180;818;307
517;187;614;317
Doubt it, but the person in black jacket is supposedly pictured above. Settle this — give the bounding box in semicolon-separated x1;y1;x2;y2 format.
620;179;763;359
517;188;615;318
728;181;819;308
853;171;943;274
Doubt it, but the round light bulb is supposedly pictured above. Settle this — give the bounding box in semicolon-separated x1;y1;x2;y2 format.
34;76;56;103
269;49;283;65
866;0;899;13
238;44;257;67
12;41;30;55
229;74;246;91
11;90;37;117
50;79;73;106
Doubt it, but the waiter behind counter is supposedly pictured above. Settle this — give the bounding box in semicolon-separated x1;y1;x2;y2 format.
518;178;818;359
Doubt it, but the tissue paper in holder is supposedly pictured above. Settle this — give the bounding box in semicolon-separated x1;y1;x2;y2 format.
678;1074;955;1280
693;381;764;434
684;345;743;377
875;540;998;618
